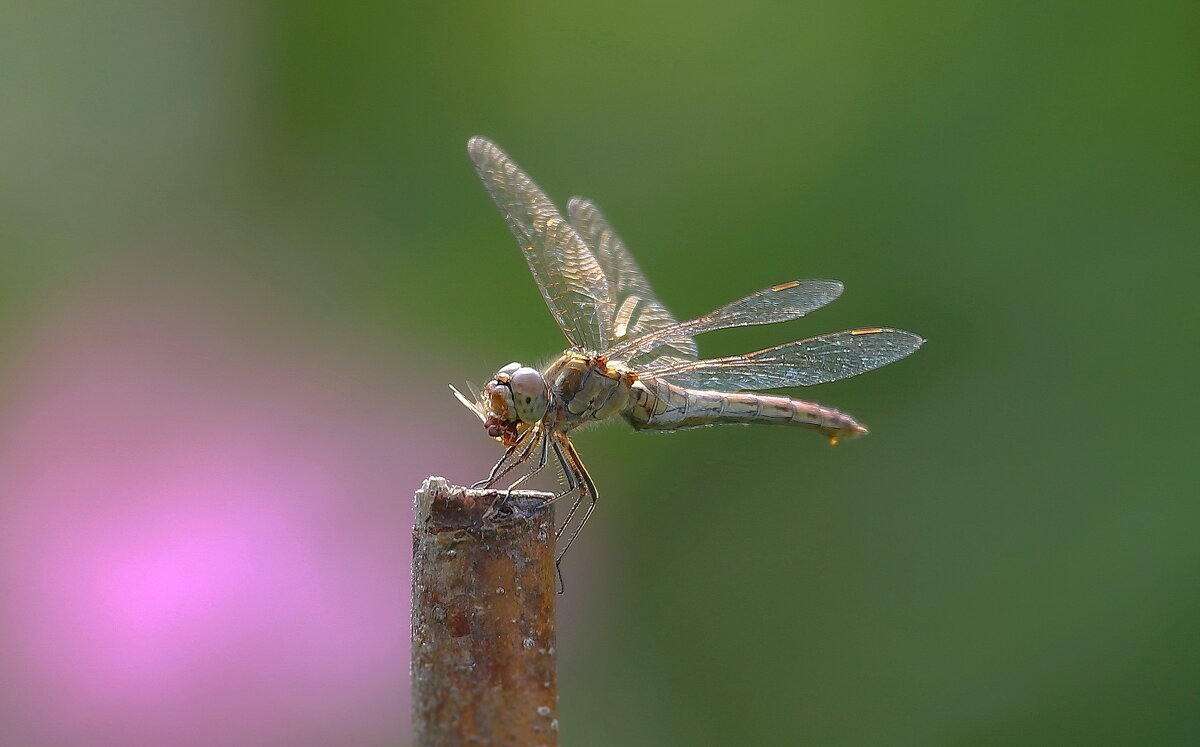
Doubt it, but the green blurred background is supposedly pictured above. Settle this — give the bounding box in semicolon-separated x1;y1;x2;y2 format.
3;1;1198;745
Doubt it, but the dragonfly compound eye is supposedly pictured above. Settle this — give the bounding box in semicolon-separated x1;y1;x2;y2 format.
508;366;548;423
494;361;521;383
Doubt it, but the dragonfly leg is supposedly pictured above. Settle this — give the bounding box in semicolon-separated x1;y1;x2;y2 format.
546;436;581;534
504;431;550;493
545;433;597;591
553;437;597;562
474;429;553;524
471;442;518;489
472;426;539;489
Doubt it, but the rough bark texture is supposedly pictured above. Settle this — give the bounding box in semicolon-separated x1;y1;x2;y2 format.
411;476;558;746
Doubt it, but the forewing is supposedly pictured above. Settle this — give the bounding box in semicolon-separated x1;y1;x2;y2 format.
568;197;698;365
605;279;844;362
468;138;614;350
643;328;924;390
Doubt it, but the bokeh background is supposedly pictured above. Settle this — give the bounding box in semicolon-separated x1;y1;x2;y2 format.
2;2;1196;745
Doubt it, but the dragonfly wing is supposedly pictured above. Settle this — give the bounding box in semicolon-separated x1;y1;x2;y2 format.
568;197;698;365
468;138;614;351
643;328;924;390
605;279;844;362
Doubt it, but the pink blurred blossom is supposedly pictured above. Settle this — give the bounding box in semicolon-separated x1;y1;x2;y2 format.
0;277;490;746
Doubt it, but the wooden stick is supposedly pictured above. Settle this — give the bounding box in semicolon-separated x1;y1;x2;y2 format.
411;476;558;746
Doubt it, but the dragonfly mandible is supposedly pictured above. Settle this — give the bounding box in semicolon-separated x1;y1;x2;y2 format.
454;137;923;564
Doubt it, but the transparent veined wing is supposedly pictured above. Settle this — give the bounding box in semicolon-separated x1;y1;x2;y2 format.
567;197;698;366
468;137;614;351
603;279;844;362
641;328;924;390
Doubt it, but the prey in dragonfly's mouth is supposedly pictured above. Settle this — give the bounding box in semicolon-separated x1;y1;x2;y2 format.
452;362;548;447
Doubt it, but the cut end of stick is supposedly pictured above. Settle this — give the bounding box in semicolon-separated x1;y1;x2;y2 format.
411;477;559;746
416;475;554;534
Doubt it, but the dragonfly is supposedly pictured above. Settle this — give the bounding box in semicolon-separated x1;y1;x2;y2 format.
454;137;923;565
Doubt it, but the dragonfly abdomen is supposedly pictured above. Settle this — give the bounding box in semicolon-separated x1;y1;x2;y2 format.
628;378;868;444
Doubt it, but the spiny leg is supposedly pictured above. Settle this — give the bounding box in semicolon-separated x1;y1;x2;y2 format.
505;430;550;492
552;433;598;566
471;440;521;489
470;428;598;592
546;435;583;538
543;432;598;592
478;430;550;522
472;426;540;489
470;428;554;525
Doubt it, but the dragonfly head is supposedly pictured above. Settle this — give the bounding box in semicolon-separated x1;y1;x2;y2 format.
454;362;549;446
